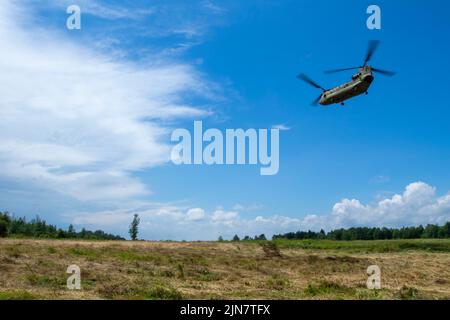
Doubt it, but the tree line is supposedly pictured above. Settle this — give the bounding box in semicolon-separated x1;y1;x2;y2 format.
218;234;267;242
0;211;124;240
272;222;450;241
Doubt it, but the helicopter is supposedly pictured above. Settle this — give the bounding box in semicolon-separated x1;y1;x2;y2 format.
297;40;395;106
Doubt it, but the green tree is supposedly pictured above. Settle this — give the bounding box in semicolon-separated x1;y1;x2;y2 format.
218;235;224;242
0;212;11;223
80;228;87;238
232;234;240;241
318;229;326;239
68;224;76;238
0;220;8;237
0;212;11;237
423;224;439;239
440;222;450;238
129;214;140;241
256;234;267;241
57;229;67;238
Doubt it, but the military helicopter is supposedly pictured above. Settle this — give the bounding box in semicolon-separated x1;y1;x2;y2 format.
297;41;395;106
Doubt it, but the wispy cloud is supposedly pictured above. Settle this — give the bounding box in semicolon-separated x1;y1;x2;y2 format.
0;1;215;204
232;203;263;211
136;0;229;41
46;0;154;20
201;0;227;15
272;124;291;131
369;175;391;184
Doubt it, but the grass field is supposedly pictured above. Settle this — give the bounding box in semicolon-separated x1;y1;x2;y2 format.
0;238;449;300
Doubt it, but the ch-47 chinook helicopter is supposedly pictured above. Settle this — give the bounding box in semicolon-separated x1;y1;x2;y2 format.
297;41;396;106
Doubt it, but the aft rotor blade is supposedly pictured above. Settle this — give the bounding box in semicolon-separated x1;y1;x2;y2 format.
372;67;396;76
364;40;380;65
324;66;361;74
297;73;326;91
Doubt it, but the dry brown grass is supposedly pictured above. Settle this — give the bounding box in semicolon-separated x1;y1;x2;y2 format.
0;239;449;300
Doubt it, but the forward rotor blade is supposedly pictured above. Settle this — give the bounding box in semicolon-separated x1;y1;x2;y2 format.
311;94;322;106
297;73;326;91
324;66;361;74
372;67;396;76
364;40;380;66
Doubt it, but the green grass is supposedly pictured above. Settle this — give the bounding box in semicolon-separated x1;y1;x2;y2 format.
47;247;57;254
192;267;221;281
66;247;101;260
25;274;66;288
266;275;290;290
111;250;158;262
145;285;183;300
304;280;354;297
398;286;420;300
0;290;39;300
272;239;450;253
65;245;167;263
1;239;449;300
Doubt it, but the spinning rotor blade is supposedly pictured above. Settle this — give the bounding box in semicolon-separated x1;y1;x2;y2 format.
372;67;396;76
324;41;386;75
324;66;361;74
297;73;326;91
311;94;322;106
363;40;380;66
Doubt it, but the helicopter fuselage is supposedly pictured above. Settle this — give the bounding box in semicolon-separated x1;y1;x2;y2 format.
319;66;374;105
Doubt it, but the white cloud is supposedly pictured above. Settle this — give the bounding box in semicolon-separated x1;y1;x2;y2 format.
297;182;450;231
71;210;132;227
0;1;214;203
211;209;239;222
232;203;263;211
186;208;205;221
369;175;390;184
67;182;450;240
222;182;450;238
202;0;227;15
47;0;154;20
138;1;229;41
272;124;290;131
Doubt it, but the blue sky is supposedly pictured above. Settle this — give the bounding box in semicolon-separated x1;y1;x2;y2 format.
1;0;449;240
